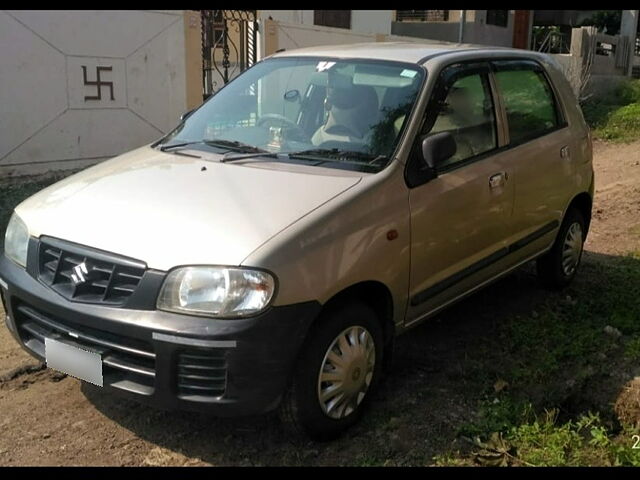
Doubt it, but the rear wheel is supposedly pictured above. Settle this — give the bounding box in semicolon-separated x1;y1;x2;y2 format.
279;302;383;441
536;207;585;289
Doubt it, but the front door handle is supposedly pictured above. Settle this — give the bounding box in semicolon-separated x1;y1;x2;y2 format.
560;145;570;158
489;172;507;189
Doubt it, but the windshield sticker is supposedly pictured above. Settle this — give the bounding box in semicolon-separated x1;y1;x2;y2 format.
316;61;336;72
400;69;418;78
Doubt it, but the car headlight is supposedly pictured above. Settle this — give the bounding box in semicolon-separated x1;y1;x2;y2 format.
157;266;276;318
4;213;29;268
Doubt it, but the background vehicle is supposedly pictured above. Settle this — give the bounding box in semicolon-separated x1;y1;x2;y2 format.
0;42;593;440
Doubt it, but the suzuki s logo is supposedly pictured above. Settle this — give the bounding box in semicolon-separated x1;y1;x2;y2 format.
71;262;89;286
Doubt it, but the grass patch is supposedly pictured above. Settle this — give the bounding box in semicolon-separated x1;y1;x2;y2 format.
436;254;640;466
596;104;640;143
582;79;640;143
438;408;640;466
624;336;640;361
505;411;640;466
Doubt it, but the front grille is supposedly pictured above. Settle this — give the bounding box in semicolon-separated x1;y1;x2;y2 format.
13;301;155;395
37;237;146;306
177;349;227;399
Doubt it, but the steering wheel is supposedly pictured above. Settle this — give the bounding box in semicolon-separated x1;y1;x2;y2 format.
256;114;309;142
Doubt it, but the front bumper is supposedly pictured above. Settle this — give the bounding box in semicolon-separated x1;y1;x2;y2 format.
0;253;321;416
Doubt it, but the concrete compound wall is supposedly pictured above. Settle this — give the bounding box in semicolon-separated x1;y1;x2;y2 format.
550;26;640;100
0;10;202;177
584;74;631;99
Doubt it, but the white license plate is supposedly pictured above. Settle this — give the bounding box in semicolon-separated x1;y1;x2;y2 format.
45;337;103;387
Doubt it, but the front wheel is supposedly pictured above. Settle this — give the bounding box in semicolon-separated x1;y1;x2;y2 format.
536;208;586;290
279;302;383;441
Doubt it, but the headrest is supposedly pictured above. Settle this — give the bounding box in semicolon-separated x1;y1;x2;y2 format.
328;84;377;111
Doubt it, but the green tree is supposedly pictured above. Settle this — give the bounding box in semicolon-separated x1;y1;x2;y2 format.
580;10;622;35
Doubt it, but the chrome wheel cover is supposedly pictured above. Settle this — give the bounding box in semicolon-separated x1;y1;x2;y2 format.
317;326;376;420
562;222;583;276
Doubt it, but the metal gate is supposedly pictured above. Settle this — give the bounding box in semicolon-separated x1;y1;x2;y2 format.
201;10;258;100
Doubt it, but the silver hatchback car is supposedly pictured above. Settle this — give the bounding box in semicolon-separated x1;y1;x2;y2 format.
0;42;593;439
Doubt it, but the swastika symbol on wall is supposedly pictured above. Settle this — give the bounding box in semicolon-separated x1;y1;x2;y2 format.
81;65;115;101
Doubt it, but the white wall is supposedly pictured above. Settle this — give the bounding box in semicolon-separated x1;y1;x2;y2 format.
259;10;392;35
260;19;454;58
260;10;314;26
266;22;376;52
351;11;393;35
0;10;188;176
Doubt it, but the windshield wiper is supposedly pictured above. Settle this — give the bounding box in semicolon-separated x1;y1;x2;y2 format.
159;139;268;154
288;149;388;165
221;147;388;165
221;148;335;163
221;148;333;163
206;139;270;153
159;140;205;152
220;150;280;162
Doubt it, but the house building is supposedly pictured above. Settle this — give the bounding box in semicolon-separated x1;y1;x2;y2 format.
259;10;534;51
391;10;533;49
2;9;638;177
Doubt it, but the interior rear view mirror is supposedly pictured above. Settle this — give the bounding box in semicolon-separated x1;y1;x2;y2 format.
284;89;300;102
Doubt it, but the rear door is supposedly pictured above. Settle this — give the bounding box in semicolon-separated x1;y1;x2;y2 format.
405;61;515;323
490;59;575;265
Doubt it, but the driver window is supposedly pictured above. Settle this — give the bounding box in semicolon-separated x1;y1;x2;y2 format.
174;57;424;165
203;87;258;140
259;63;319;122
203;63;320;141
428;72;497;167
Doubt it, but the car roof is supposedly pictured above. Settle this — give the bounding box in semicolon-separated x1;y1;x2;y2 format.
270;41;522;64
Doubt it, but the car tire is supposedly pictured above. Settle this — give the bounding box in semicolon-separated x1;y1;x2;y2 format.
279;301;384;441
536;207;586;290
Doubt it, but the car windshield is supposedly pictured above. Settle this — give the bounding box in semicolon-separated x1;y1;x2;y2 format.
157;57;425;173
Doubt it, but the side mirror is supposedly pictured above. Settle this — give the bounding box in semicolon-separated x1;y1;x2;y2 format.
180;109;195;122
421;131;456;169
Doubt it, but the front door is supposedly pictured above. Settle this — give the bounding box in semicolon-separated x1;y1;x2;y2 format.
405;62;515;323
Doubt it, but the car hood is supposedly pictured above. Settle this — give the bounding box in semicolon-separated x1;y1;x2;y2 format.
16;146;362;271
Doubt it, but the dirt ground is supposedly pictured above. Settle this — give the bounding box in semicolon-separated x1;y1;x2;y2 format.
0;140;639;466
586;140;640;256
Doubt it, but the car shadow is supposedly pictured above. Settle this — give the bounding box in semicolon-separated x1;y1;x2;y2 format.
81;249;640;465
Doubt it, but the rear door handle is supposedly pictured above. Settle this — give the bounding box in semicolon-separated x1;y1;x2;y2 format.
489;172;507;189
560;145;570;158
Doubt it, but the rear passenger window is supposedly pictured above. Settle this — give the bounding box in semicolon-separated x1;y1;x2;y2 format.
493;62;561;144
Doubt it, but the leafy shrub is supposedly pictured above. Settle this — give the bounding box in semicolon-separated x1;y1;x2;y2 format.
596;103;640;142
581;80;640;143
